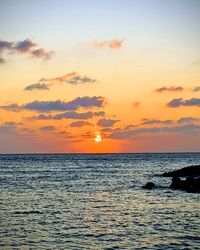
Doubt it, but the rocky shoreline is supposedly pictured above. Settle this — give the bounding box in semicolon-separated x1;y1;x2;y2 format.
143;165;200;193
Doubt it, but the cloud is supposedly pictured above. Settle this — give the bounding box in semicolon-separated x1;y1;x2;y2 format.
4;121;23;126
27;96;104;112
50;72;78;82
0;96;106;113
40;125;55;131
193;86;200;92
25;72;97;91
31;48;54;60
93;39;124;49
191;59;200;66
13;39;36;53
24;83;50;91
28;110;105;120
67;76;96;85
133;102;140;107
167;98;200;108
0;39;13;51
154;86;184;93
0;103;21;112
69;121;93;127
0;38;54;63
177;117;200;124
97;118;119;127
141;119;173;125
108;124;200;139
0;57;5;64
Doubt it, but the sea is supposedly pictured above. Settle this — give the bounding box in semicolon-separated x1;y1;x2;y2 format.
0;153;200;250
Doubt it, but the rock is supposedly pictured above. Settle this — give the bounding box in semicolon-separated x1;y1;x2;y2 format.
142;182;155;189
170;177;182;189
169;176;200;193
162;165;200;177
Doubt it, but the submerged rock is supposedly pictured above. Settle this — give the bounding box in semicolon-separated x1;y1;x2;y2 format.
142;182;155;189
162;165;200;177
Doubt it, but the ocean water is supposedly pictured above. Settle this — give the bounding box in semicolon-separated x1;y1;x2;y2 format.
0;153;200;250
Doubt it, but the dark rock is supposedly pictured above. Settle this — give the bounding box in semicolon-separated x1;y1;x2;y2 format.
169;176;200;193
162;165;200;177
142;182;155;189
170;177;182;189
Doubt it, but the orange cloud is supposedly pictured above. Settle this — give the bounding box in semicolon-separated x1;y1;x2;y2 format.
93;39;124;49
133;102;140;107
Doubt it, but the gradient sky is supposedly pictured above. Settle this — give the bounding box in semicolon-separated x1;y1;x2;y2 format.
0;0;200;153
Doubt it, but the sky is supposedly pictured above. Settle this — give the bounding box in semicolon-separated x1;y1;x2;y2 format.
0;0;200;153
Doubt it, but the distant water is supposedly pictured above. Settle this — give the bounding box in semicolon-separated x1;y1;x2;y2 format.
0;153;200;250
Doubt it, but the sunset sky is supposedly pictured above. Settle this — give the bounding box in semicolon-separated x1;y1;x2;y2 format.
0;0;200;153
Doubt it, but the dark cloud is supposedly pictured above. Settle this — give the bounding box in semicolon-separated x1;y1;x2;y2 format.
97;118;119;127
177;117;200;124
69;121;92;127
141;119;173;125
53;111;94;120
167;98;200;107
0;96;105;113
193;86;200;92
154;86;184;93
93;39;124;49
23;96;105;112
40;125;55;131
108;124;200;139
0;40;12;51
0;38;53;63
28;110;105;120
24;83;50;91
13;39;36;53
67;76;96;85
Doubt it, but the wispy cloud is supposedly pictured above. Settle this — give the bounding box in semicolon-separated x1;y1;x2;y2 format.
177;117;200;124
24;83;50;91
193;86;200;92
141;119;173;125
0;103;21;112
40;125;56;131
69;121;93;127
97;118;119;127
154;86;184;93
67;76;96;85
24;72;97;91
167;98;200;107
93;39;124;49
0;38;54;63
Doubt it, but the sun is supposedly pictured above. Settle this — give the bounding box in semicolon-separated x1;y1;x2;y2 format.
95;134;102;143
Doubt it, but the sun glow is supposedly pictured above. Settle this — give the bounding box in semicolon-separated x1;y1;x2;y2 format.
95;134;102;143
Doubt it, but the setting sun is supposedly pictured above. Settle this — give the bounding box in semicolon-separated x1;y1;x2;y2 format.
95;135;102;143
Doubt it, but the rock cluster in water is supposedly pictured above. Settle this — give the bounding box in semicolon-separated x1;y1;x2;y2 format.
143;165;200;193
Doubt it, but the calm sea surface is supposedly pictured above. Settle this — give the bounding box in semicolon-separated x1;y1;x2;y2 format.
0;153;200;249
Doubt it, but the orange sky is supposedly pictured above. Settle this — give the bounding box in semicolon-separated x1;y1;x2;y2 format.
0;0;200;153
